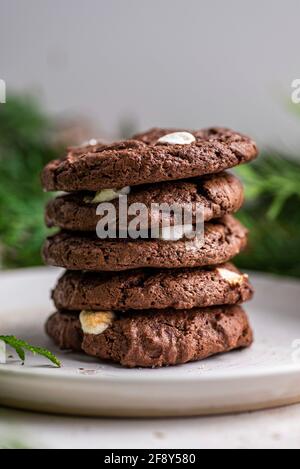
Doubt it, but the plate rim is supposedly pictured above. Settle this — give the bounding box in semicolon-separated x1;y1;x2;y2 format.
1;360;300;383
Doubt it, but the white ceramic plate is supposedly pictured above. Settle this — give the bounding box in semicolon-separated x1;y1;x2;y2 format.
0;267;300;417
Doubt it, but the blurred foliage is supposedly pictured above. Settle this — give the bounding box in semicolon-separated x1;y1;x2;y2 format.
0;95;59;268
234;154;300;278
0;439;30;449
0;94;299;278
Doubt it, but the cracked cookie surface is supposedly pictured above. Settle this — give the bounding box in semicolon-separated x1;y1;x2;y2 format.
46;305;253;367
52;263;253;311
43;216;248;271
45;172;244;231
41;127;258;192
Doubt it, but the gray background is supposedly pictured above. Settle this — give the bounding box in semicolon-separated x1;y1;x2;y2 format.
0;0;299;149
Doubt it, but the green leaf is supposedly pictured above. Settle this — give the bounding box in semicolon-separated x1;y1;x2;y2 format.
0;336;61;367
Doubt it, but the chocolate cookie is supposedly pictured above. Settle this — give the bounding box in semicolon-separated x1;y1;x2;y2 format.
43;216;248;271
52;263;253;311
45;172;244;232
46;305;253;368
41;127;258;192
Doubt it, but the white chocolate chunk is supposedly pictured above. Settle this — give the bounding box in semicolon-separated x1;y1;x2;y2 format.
160;224;195;241
217;268;248;286
85;186;131;204
87;138;99;146
80;311;115;335
0;340;6;364
157;131;196;145
81;138;102;147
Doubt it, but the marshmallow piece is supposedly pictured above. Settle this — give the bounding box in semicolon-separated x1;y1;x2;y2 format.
217;268;248;286
80;311;115;335
0;340;6;364
85;186;131;204
157;131;196;145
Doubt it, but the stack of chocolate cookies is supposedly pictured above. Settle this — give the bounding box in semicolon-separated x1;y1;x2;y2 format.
42;127;258;368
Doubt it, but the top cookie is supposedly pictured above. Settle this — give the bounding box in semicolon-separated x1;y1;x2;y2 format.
41;127;258;192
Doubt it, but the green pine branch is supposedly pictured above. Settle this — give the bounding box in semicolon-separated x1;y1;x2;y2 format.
234;152;300;278
0;95;59;268
0;335;60;367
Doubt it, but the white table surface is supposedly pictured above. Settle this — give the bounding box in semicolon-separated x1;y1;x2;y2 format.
1;404;300;449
